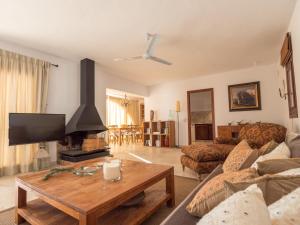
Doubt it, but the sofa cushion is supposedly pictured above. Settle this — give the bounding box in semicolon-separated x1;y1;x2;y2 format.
197;184;271;225
224;174;300;205
259;140;279;156
257;158;300;175
269;186;300;225
181;155;222;174
186;168;258;217
181;144;235;162
223;140;259;172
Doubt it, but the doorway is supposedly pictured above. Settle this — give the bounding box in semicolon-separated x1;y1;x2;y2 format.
187;88;215;145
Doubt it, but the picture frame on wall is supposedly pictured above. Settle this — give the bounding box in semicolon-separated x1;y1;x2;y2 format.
228;81;261;111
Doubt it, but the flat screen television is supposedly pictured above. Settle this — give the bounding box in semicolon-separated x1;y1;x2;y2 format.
9;113;66;146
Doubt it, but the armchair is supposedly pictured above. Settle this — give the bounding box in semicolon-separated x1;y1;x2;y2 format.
181;123;287;175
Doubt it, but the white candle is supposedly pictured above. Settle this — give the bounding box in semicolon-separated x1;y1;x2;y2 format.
103;162;121;181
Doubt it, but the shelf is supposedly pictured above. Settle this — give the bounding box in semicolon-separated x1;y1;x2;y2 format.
143;121;175;148
18;189;170;225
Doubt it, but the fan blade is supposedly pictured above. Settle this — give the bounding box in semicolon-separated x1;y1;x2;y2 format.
149;56;172;65
146;33;158;55
114;56;143;61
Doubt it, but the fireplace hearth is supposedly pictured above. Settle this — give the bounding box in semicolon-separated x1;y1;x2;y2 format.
59;58;110;162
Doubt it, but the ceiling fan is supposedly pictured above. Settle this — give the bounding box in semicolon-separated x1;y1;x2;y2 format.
114;33;172;65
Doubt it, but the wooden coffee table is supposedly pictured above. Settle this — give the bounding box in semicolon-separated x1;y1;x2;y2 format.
15;159;174;225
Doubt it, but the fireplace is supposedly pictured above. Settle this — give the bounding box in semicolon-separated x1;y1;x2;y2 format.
59;58;110;162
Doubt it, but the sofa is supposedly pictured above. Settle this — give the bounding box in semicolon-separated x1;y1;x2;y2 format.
181;123;287;175
160;165;223;225
162;131;299;225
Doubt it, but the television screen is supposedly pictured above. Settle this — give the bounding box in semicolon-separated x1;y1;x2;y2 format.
9;113;66;146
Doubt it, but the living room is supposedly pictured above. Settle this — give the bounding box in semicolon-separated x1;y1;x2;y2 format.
1;0;300;224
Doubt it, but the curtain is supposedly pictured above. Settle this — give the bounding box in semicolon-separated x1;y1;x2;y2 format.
106;96;140;126
0;49;50;176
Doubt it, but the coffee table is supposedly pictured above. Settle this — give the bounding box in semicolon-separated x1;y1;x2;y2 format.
15;159;175;225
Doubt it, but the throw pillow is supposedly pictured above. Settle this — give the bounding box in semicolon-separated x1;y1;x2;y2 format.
285;131;299;144
259;140;278;156
223;140;258;172
268;187;300;225
287;135;300;158
278;168;300;176
257;158;300;175
251;142;290;169
186;168;258;217
197;184;271;225
224;174;300;205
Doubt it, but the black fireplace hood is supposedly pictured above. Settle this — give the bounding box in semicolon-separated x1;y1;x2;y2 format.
65;58;107;135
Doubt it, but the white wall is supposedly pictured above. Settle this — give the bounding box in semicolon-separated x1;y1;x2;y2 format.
145;64;285;146
95;65;148;125
0;40;148;161
280;0;300;132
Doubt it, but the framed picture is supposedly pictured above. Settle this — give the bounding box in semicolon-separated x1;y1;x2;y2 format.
228;81;261;111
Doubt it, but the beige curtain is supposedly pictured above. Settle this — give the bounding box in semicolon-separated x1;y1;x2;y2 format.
0;49;50;176
127;100;139;125
106;96;139;126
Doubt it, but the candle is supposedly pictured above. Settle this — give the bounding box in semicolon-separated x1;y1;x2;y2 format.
103;162;121;181
176;100;181;112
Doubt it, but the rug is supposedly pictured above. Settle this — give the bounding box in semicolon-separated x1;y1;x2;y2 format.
0;176;199;225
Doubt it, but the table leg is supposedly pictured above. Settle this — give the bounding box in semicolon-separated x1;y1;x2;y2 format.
15;186;27;224
79;213;97;225
165;168;175;207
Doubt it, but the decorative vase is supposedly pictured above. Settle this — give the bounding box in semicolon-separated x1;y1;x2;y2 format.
150;110;154;121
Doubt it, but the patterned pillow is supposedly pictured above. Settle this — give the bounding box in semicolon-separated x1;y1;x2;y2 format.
186;168;258;217
223;140;258;172
197;184;271;225
269;186;300;225
259;140;279;156
181;144;234;162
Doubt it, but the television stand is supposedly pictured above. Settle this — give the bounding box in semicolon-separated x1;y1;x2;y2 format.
60;147;111;162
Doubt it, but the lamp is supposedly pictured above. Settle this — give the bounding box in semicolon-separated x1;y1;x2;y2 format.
121;94;130;107
279;79;288;100
121;94;130;124
175;100;180;147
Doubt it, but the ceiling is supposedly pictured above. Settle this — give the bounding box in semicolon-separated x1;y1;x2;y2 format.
0;0;296;86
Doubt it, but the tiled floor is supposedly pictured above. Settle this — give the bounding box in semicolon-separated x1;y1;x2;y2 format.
0;175;37;211
0;143;198;212
110;143;198;179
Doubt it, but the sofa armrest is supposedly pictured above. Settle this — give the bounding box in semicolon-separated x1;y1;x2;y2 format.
160;165;223;225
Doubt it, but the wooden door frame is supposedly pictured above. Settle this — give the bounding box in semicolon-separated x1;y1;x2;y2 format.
187;88;215;145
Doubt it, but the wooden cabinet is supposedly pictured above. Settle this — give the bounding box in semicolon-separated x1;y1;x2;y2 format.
195;124;213;140
143;121;175;147
217;125;243;139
